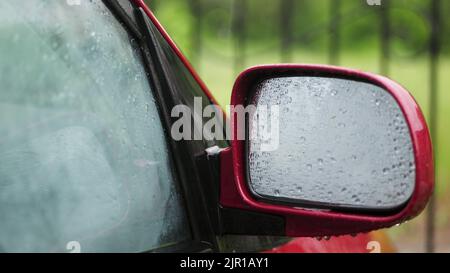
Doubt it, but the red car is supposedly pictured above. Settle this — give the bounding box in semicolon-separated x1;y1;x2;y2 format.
0;0;432;253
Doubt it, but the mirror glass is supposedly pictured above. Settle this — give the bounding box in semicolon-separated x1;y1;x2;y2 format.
248;76;415;211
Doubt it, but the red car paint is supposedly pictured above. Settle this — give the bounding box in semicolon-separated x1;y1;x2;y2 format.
134;1;419;252
267;234;373;253
268;231;397;253
221;65;432;237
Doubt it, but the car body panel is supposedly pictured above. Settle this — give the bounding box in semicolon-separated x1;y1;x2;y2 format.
266;232;396;253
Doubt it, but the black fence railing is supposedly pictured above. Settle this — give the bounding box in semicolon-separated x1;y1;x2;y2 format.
427;0;441;254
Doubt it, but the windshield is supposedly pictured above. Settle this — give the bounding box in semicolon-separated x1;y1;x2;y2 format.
0;0;190;252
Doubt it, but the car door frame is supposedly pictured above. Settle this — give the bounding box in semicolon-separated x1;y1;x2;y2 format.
103;0;224;252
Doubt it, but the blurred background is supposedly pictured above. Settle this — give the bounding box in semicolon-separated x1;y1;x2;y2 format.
145;0;449;252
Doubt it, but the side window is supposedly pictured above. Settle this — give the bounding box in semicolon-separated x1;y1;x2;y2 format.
146;18;229;149
0;0;190;252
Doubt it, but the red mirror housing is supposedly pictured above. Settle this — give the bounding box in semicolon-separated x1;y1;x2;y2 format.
219;64;434;237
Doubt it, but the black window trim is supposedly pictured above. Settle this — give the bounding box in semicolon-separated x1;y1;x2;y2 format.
102;0;218;252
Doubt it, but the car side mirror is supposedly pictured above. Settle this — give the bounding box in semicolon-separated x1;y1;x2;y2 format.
219;64;433;237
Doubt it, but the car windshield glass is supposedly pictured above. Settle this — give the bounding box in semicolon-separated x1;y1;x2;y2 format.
0;0;190;252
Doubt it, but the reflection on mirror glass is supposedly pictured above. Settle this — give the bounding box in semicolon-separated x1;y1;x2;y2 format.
248;77;415;210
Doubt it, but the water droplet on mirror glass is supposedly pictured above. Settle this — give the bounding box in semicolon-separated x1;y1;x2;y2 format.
248;77;415;209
